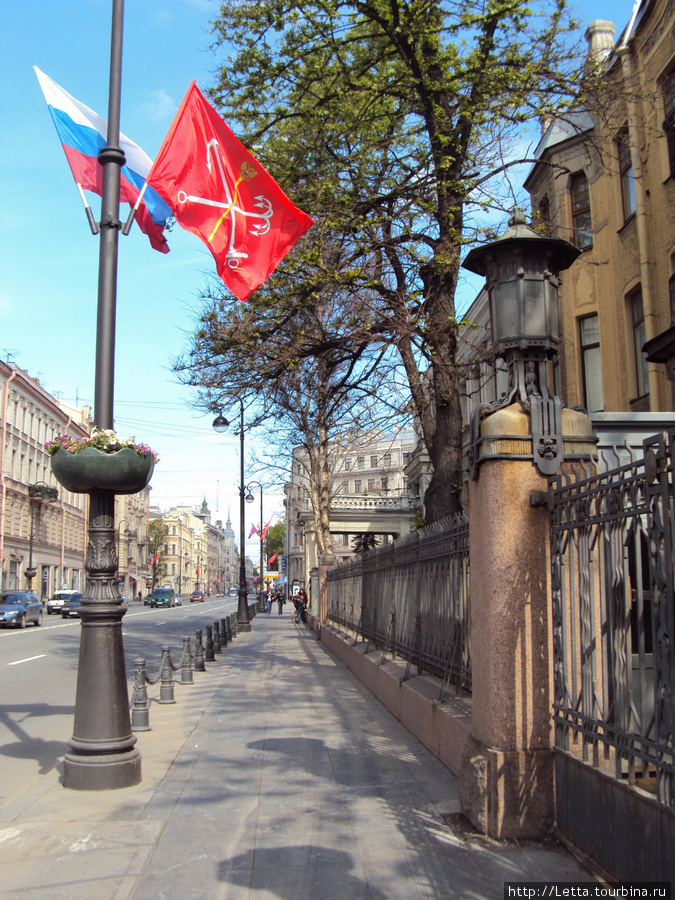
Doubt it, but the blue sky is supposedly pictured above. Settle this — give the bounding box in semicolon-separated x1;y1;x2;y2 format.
0;0;638;553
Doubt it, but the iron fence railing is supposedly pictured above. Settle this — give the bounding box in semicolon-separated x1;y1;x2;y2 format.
326;514;471;693
550;429;675;809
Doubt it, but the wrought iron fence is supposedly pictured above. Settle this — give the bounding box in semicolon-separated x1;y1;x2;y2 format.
326;514;471;692
550;430;675;809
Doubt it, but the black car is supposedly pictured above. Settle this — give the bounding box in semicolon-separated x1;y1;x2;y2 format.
61;594;83;618
0;591;43;628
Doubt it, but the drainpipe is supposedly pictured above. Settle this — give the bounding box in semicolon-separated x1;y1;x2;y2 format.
0;370;19;589
616;7;661;407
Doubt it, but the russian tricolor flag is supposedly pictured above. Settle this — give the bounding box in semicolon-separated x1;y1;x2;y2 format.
34;67;171;253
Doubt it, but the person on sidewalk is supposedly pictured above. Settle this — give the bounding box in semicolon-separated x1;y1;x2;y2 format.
266;590;272;614
277;591;284;615
292;593;304;624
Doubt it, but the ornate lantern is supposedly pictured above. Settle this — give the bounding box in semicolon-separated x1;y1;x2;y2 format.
462;207;581;477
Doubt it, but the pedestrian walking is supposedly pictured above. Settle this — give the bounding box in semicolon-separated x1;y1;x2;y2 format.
277;591;284;615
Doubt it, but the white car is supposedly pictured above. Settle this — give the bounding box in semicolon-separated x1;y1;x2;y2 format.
47;589;79;615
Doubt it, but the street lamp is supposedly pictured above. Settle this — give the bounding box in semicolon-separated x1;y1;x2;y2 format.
213;401;251;632
26;482;59;591
462;206;581;478
245;481;265;612
63;0;142;791
180;549;189;596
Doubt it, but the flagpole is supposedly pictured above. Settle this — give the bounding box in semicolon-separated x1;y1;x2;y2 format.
64;0;141;791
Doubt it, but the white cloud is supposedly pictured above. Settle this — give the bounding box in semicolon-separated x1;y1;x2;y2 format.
138;89;178;125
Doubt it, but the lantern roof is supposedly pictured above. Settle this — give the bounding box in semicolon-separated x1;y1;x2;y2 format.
462;206;580;276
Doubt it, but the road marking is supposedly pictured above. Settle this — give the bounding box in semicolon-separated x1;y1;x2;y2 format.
7;654;47;666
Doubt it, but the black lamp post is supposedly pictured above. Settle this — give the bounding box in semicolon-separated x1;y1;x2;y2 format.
63;0;141;790
462;206;580;478
245;481;265;612
213;401;251;632
180;549;189;596
26;483;59;590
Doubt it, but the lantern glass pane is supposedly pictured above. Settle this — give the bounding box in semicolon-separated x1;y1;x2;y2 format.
523;279;546;336
550;285;560;339
498;280;520;338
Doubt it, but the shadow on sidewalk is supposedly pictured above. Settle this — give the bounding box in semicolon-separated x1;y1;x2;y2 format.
217;845;389;899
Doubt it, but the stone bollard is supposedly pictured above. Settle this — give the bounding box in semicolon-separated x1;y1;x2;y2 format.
205;625;215;662
159;645;176;704
231;615;237;639
194;629;206;672
220;618;228;648
213;621;222;654
131;658;150;731
181;636;194;684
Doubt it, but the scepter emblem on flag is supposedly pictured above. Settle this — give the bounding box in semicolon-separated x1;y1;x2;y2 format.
175;139;274;269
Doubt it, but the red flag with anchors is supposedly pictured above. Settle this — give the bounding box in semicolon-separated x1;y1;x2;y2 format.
148;82;313;301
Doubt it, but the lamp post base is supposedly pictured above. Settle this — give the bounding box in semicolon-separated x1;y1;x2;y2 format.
64;489;141;791
64;747;141;791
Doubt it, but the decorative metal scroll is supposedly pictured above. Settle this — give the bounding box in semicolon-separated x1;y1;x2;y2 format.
326;514;471;693
549;431;675;809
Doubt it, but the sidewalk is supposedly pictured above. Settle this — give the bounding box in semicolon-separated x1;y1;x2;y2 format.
0;614;597;899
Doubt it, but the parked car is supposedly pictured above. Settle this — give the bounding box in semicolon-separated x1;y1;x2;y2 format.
47;589;80;615
61;594;83;618
190;591;204;603
148;587;177;608
0;591;43;628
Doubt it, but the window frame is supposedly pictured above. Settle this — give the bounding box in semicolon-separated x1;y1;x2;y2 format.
630;289;649;399
570;173;593;249
579;314;604;413
618;133;636;221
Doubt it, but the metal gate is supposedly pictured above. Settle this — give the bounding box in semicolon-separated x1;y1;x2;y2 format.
549;430;675;882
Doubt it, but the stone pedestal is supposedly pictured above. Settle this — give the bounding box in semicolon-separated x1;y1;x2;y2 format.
460;457;554;838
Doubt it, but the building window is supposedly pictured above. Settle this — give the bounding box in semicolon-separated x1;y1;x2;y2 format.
579;315;604;413
618;133;636;221
381;476;389;492
383;453;391;467
367;479;375;492
570;173;592;249
630;290;649;398
663;70;675;178
354;480;362;493
342;534;349;546
370;455;378;468
357;457;364;469
344;458;351;471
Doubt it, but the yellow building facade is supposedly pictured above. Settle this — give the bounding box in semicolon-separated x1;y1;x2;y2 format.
524;1;675;414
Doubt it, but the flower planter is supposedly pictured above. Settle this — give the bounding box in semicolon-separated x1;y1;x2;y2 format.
50;447;154;494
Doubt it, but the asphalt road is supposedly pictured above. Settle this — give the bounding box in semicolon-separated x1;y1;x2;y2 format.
0;595;241;809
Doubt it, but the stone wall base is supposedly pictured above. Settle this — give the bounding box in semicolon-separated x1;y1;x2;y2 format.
316;621;472;777
459;735;554;839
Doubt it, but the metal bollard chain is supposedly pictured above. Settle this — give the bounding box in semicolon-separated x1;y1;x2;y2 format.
159;645;176;704
194;629;206;671
131;658;151;731
205;625;215;662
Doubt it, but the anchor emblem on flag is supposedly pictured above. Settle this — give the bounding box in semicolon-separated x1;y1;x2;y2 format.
176;140;275;269
148;82;313;301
